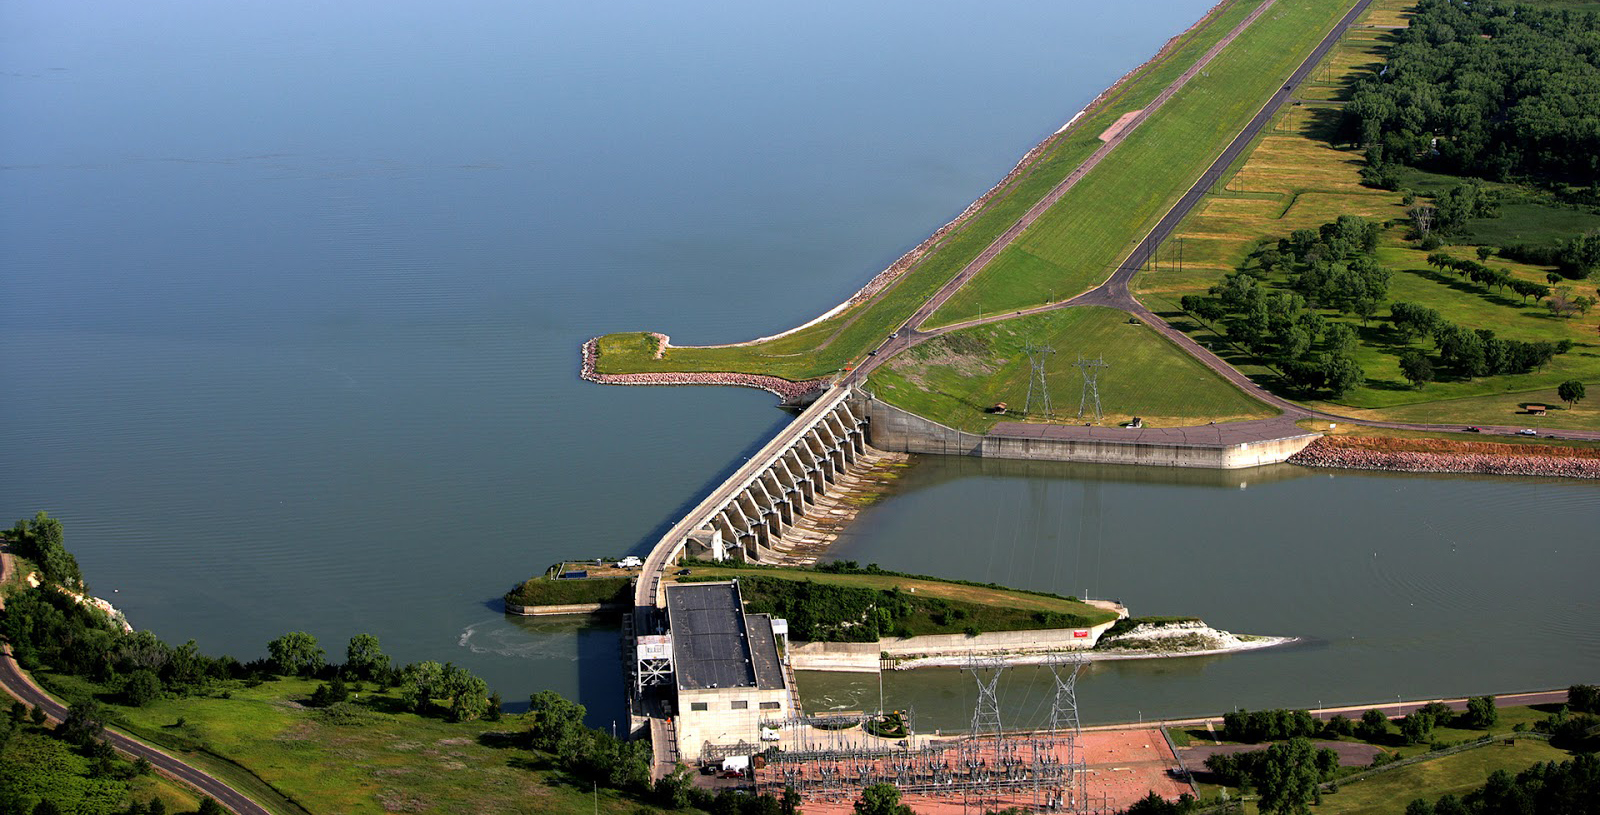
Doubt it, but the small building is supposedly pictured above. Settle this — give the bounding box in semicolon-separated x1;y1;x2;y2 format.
664;581;790;762
1526;404;1548;416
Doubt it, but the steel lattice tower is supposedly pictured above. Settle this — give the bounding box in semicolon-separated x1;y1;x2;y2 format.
1076;355;1109;420
1023;343;1055;416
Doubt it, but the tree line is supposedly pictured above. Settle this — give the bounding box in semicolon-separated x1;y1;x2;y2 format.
2;515;499;726
1345;0;1600;188
1389;300;1571;386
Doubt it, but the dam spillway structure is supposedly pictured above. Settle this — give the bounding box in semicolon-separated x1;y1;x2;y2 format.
633;385;879;612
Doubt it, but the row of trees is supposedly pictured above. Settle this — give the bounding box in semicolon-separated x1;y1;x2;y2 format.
1;516;499;722
1389;301;1572;384
1424;252;1550;303
1344;0;1600;186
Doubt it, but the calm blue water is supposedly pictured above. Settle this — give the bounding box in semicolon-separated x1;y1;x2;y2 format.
2;0;1220;723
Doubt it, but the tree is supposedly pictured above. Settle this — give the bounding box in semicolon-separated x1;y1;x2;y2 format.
528;689;587;754
60;699;105;745
854;783;912;815
1558;380;1586;409
1124;791;1200;814
197;798;226;815
1568;684;1600;714
1464;696;1498;729
1400;711;1435;745
1476;246;1494;262
1356;709;1390;742
653;763;694;809
122;669;162;707
1254;737;1321;815
440;663;489;722
344;633;389;680
1399;350;1434;388
266;631;324;677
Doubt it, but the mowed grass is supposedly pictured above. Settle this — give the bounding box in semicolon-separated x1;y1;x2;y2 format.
675;565;1117;625
1135;0;1600;427
928;0;1361;327
592;0;1290;381
1310;739;1573;815
868;307;1277;433
39;674;658;815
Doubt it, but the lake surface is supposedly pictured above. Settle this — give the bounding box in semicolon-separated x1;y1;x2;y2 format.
4;0;1595;733
2;0;1220;723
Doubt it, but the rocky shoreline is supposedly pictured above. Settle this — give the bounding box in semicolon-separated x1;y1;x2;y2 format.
580;338;828;403
1290;436;1600;479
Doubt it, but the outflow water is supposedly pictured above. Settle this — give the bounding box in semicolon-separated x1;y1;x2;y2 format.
807;457;1600;728
4;0;1593;731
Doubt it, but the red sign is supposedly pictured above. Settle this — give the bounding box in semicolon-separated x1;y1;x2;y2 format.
1074;630;1089;638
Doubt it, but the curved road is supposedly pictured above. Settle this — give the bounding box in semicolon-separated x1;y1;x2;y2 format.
0;551;271;815
845;0;1600;443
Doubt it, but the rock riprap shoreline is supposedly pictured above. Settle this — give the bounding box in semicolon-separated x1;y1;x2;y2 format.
580;338;827;402
1290;435;1600;479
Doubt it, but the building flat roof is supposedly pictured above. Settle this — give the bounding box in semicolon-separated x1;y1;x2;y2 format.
667;582;758;691
744;614;786;691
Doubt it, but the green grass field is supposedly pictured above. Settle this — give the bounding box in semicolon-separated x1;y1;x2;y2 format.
36;674;658;815
592;0;1336;382
1310;739;1572;815
1135;0;1600;428
927;0;1361;327
866;307;1277;433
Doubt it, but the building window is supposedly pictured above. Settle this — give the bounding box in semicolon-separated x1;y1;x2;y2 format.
760;701;781;710
690;702;707;712
731;700;748;710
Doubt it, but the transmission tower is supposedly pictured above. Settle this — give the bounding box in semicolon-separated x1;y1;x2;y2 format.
966;657;1005;740
1076;355;1109;421
1023;342;1055;416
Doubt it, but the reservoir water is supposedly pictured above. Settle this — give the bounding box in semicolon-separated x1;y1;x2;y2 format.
3;0;1596;730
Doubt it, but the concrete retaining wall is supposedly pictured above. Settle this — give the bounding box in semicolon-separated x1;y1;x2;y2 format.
866;400;1314;470
788;620;1120;672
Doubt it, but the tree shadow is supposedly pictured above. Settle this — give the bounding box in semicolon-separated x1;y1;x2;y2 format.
476;730;526;750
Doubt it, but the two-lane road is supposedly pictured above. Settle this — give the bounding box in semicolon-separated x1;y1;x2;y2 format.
0;551;272;815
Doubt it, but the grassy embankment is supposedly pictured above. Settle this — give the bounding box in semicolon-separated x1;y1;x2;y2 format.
504;571;632;608
674;564;1118;638
1135;0;1600;429
32;673;654;815
866;306;1277;433
926;0;1361;326
590;0;1287;382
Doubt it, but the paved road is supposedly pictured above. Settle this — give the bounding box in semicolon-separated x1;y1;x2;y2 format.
845;0;1600;444
845;0;1284;383
0;551;272;815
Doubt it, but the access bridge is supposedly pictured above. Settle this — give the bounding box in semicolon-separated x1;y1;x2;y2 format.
633;385;871;614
